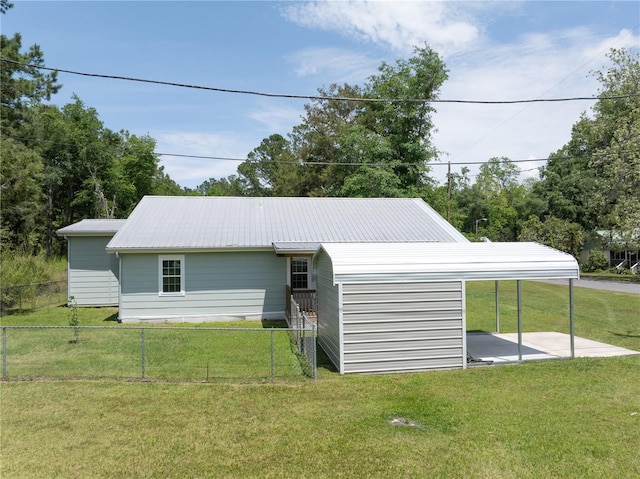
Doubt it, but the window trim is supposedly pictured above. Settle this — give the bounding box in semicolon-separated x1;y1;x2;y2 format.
291;256;311;290
158;255;185;296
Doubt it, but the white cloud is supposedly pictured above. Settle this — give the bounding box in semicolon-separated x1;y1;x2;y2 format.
581;28;640;66
432;28;638;183
154;131;250;187
249;104;303;134
283;0;480;56
287;47;379;83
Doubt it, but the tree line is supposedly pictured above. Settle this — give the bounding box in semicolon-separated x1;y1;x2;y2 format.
1;1;638;261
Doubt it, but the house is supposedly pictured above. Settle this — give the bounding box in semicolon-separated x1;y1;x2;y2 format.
97;196;468;322
56;219;126;306
57;196;580;374
596;229;639;271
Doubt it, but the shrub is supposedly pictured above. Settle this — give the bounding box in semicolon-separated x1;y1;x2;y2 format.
0;252;65;308
581;250;608;273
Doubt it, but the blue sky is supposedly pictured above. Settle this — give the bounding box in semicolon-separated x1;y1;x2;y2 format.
3;1;639;188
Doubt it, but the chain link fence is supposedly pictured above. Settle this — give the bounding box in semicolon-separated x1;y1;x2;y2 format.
288;298;317;379
1;324;317;382
0;280;67;316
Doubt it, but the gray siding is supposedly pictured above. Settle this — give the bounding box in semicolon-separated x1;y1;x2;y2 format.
315;250;342;372
119;251;286;322
68;236;119;306
341;281;464;374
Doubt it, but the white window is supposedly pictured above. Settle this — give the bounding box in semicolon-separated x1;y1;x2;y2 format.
291;257;309;290
159;255;185;296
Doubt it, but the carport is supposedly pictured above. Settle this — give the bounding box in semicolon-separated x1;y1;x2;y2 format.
314;242;580;374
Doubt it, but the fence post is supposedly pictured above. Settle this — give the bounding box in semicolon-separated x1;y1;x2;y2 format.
141;328;146;379
312;322;317;380
270;328;275;381
2;327;6;379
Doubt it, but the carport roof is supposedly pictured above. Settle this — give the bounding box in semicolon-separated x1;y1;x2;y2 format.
319;242;580;283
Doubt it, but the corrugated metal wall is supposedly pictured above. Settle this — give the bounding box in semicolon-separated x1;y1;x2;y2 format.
315;249;342;371
68;236;119;306
337;281;464;374
119;251;286;322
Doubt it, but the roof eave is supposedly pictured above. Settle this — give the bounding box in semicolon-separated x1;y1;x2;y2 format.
105;246;275;254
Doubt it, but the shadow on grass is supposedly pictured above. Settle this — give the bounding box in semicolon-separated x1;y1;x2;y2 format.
261;319;289;329
103;313;119;322
610;330;640;339
0;303;68;317
316;347;338;373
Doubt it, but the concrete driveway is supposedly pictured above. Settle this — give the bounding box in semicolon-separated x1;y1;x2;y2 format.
467;332;639;365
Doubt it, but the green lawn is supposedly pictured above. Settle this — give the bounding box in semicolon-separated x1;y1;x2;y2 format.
0;308;306;382
2;357;639;478
1;281;639;478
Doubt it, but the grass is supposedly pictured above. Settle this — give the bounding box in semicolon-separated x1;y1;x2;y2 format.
0;308;306;382
1;281;639;478
2;357;639;478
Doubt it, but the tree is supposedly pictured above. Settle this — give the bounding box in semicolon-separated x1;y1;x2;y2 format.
518;215;584;258
1;25;61;132
241;45;448;197
238;134;301;196
152;166;184;196
0;136;44;251
337;125;401;197
535;48;640;241
455;157;528;241
1;4;184;255
194;175;248;196
364;45;447;192
18;97;168;254
24;98;111;253
589;49;640;247
1;1;13;15
290;83;366;196
110;132;160;215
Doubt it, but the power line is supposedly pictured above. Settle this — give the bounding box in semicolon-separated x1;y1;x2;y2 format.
3;58;639;105
155;151;633;167
7;135;635;168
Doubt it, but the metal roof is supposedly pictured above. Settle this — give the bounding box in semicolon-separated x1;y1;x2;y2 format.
56;219;127;236
319;242;580;283
106;196;468;251
272;242;322;254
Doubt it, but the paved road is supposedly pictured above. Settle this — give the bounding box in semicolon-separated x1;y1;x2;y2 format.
540;278;640;295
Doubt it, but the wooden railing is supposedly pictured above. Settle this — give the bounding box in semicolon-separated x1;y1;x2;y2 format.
285;285;317;316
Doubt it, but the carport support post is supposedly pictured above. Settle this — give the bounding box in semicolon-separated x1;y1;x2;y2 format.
570;279;575;358
495;281;500;333
517;280;522;361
